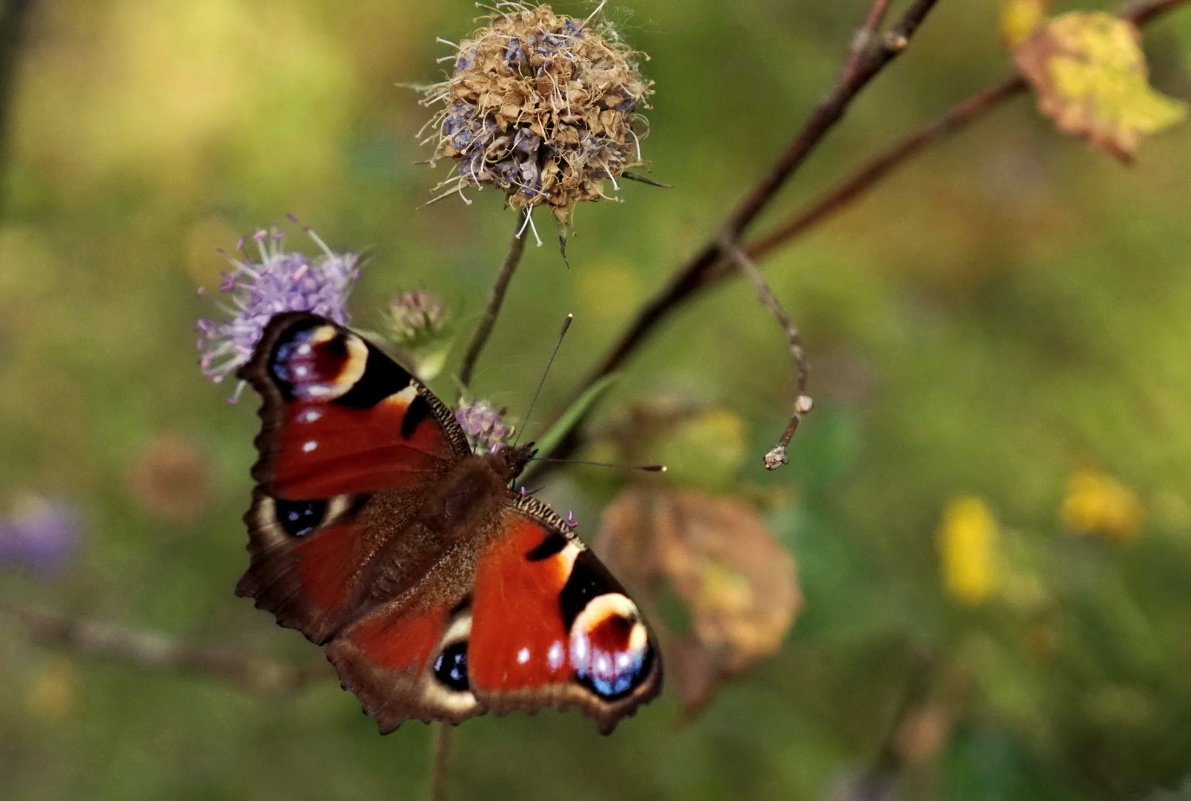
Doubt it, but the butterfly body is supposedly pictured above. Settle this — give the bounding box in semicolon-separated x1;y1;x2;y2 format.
235;312;660;733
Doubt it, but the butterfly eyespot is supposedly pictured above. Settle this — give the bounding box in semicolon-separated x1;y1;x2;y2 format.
433;642;470;692
274;498;327;537
569;593;652;700
268;328;369;401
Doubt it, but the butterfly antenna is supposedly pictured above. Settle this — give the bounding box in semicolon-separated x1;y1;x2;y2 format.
529;457;667;473
513;313;573;448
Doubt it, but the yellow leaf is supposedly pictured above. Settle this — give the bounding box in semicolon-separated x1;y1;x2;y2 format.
1013;12;1187;159
1000;0;1051;49
25;659;78;723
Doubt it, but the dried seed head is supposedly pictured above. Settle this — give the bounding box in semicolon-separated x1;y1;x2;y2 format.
423;3;652;226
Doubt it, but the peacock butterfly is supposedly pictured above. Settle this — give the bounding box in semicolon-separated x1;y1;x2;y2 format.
234;311;661;733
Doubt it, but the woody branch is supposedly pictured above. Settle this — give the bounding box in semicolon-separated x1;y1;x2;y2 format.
531;0;944;471
0;600;326;693
533;0;1189;470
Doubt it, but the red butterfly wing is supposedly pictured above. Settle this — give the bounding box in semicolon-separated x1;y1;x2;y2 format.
236;312;468;644
238;312;662;732
325;500;661;734
469;502;661;733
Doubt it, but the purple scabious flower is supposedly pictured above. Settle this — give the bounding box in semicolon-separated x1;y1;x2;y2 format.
455;399;514;454
0;497;83;576
196;225;360;401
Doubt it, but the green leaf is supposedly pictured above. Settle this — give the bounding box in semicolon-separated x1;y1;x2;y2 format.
531;373;620;460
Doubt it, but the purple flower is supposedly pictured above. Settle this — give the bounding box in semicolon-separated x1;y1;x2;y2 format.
196;224;359;401
385;289;452;380
0;497;83;576
455;399;514;454
387;290;446;345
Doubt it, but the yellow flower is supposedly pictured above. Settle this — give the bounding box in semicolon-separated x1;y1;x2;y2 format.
936;496;1000;604
1061;468;1144;542
25;659;78;723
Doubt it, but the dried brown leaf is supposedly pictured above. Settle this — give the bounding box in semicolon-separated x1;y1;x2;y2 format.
599;487;801;712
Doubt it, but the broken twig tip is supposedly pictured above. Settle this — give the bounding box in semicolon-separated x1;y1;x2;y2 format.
763;446;789;471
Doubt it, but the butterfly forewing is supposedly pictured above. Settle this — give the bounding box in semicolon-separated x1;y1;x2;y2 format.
236;313;465;644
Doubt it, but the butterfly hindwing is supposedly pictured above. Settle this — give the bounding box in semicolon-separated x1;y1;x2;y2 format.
323;500;661;734
235;312;467;643
470;503;661;733
326;592;481;731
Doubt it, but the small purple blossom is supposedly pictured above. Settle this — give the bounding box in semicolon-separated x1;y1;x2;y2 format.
196;225;359;401
385;290;452;381
455;399;514;454
564;510;579;529
0;497;83;576
387;290;446;345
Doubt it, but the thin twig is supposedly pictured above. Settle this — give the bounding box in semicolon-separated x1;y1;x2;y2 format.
718;236;813;470
1126;0;1190;25
719;0;942;251
458;210;530;390
580;0;941;418
745;0;1188;267
1;600;325;692
429;722;453;801
0;0;36;220
842;0;895;83
745;77;1026;267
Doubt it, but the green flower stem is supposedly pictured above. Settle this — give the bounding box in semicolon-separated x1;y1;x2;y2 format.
458;212;529;391
429;722;452;801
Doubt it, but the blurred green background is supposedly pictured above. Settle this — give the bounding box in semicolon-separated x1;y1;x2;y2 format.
2;0;1191;799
